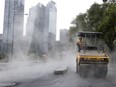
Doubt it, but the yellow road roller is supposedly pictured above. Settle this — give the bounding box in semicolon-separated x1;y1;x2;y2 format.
76;31;109;78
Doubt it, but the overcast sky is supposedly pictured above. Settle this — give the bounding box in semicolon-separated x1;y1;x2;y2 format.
0;0;103;40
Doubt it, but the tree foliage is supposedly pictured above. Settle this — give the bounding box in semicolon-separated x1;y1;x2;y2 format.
98;3;116;50
69;3;116;50
87;3;107;31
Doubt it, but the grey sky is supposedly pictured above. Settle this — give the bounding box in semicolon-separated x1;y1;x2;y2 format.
25;0;103;40
0;0;103;40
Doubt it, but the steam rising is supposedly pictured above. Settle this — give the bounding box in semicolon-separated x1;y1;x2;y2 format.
1;1;116;87
0;50;116;87
0;50;75;82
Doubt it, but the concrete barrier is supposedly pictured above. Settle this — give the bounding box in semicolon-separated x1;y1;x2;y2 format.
54;65;68;75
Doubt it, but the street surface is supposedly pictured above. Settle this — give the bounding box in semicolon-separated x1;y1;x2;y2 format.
0;52;116;87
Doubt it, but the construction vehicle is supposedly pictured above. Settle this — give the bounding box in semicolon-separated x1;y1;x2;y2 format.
76;31;109;78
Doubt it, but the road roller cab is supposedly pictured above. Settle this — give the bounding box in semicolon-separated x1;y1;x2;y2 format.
76;31;109;78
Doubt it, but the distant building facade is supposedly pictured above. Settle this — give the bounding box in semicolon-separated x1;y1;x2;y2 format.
26;1;57;57
60;29;69;43
60;29;70;51
3;0;24;57
26;6;37;55
27;3;46;56
46;1;57;53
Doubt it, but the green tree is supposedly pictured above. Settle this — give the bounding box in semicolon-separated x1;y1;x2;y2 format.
87;3;107;31
69;3;106;41
98;3;116;50
69;13;87;41
69;13;88;34
69;3;116;50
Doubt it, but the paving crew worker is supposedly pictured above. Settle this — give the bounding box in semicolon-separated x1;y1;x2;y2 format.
76;37;83;52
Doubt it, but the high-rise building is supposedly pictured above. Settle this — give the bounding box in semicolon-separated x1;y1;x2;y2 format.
60;29;70;52
3;0;24;58
28;3;46;56
46;1;57;36
60;29;69;43
45;1;57;53
26;1;57;57
25;7;37;55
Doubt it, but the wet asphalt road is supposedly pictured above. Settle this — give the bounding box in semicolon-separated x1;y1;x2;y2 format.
0;54;116;87
12;61;116;87
13;65;116;87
